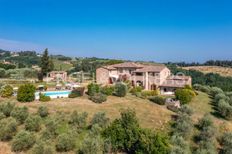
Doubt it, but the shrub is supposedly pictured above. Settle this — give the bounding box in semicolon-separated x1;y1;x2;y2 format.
175;89;195;104
37;106;49;117
198;114;213;130
114;82;127;97
11;106;29;124
221;132;232;154
0;85;13;97
0;102;15;117
39;93;51;102
11;130;36;152
91;112;110;128
25;115;41;132
79;135;104;154
100;85;114;96
170;135;191;154
141;90;159;98
32;141;55;154
130;86;143;95
210;87;224;97
0;112;6;120
17;84;36;102
87;83;100;96
55;133;75;152
218;100;232;119
69;111;88;129
179;105;193;116
68;87;85;98
149;96;165;105
0;117;17;141
214;93;229;104
41;119;58;140
89;93;107;103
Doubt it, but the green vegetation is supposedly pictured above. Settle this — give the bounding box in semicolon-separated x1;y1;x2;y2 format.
25;115;41;132
11;130;36;152
175;88;195;104
100;85;115;96
103;109;170;153
114;82;127;97
11;106;29;124
0;117;17;141
17;84;36;102
0;85;13;97
89;93;107;103
87;83;100;96
68;87;85;98
149;96;166;105
168;64;232;91
39;93;51;102
40;48;54;81
37;106;49;118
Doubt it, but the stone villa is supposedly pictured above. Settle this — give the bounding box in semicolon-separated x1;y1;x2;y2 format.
96;62;192;95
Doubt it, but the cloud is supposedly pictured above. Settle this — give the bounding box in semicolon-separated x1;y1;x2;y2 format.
0;38;44;51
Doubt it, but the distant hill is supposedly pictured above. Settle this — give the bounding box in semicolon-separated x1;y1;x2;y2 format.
183;66;232;77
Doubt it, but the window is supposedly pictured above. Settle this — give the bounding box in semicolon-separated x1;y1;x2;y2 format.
135;72;143;76
119;69;123;73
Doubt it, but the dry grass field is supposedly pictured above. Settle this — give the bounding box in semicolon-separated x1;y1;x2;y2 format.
12;94;173;131
1;92;232;153
183;66;232;77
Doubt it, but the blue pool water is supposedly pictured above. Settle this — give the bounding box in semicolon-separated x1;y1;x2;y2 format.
43;91;71;96
35;90;71;99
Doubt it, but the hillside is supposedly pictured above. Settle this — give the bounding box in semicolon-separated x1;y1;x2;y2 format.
183;66;232;77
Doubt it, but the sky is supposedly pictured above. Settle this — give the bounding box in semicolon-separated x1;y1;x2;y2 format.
0;0;231;62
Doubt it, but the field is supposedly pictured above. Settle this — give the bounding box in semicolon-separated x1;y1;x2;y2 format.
183;66;232;77
13;94;173;130
1;91;232;153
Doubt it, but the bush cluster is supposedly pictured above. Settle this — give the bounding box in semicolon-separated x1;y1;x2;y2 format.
0;85;13;98
89;93;107;103
100;85;115;96
0;102;15;117
0;117;17;141
114;82;127;97
55;133;75;152
39;93;51;102
37;106;49;117
25;115;41;132
194;115;217;153
103;109;170;153
11;106;29;124
130;86;143;95
175;88;196;104
140;90;159;98
17;84;36;102
11;130;36;152
87;83;100;96
149;96;166;105
68;87;85;98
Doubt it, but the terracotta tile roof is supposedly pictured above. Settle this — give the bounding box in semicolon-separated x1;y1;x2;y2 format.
111;62;144;68
134;65;166;73
160;76;191;88
102;62;144;70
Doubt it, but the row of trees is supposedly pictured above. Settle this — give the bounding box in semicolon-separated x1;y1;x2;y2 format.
167;60;232;67
0;101;170;153
168;64;232;91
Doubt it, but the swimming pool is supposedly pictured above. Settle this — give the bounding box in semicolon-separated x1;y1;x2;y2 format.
35;90;71;99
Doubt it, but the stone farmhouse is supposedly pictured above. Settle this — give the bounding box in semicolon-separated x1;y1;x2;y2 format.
96;62;192;95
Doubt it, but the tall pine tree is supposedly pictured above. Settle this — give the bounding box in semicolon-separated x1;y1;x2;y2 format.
41;48;54;75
